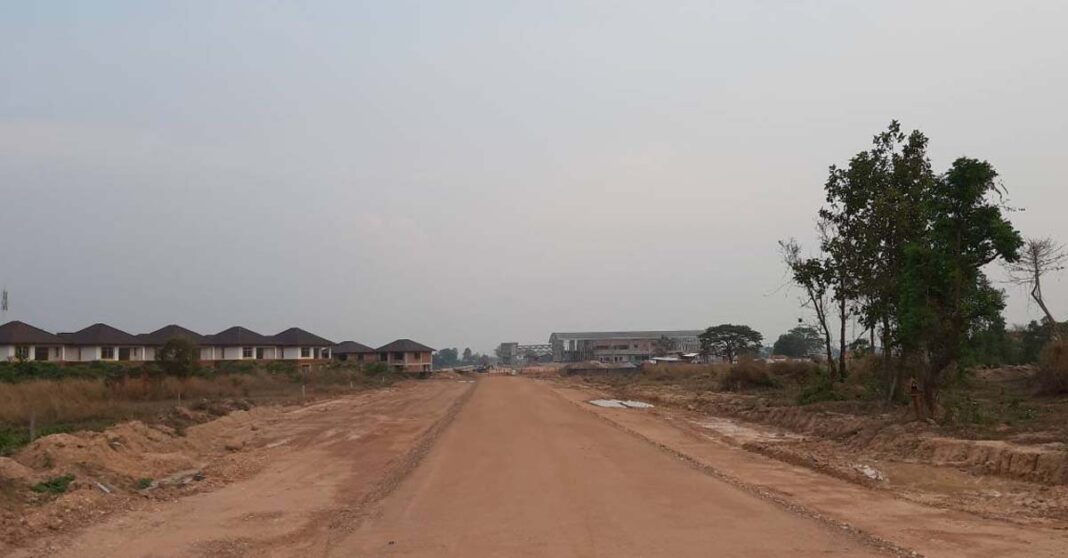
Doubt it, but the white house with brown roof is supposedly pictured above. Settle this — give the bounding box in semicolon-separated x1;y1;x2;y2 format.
58;323;147;362
138;324;211;361
204;326;278;360
271;327;334;360
0;320;66;362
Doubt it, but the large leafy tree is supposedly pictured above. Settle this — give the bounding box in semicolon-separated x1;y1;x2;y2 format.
699;324;764;363
772;326;823;358
819;122;936;396
899;158;1021;414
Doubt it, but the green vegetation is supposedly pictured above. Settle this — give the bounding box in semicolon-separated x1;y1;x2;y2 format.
772;326;823;358
698;324;764;363
156;337;200;377
137;478;154;490
783;121;1027;416
31;474;75;495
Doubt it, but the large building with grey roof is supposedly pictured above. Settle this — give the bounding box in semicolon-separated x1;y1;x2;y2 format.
549;330;703;363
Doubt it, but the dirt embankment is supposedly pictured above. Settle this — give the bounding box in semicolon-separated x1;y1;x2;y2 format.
1;379;476;557
0;399;282;547
572;379;1068;525
616;385;1068;485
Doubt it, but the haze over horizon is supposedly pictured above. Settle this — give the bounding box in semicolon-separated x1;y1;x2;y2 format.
2;1;1066;352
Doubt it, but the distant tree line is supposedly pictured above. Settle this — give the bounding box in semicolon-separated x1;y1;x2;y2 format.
433;347;491;368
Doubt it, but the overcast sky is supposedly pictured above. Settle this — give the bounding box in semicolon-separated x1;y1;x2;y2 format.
2;1;1066;352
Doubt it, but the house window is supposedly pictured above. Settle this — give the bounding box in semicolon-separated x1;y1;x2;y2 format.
15;346;29;360
301;347;311;358
356;353;365;362
392;352;404;360
101;347;115;360
242;347;253;359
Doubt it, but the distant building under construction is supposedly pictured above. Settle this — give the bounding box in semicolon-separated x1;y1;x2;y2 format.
549;330;703;364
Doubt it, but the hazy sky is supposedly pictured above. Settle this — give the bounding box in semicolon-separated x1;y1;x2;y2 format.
2;1;1066;352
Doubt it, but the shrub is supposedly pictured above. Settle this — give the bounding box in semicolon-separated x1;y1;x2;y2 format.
32;474;75;494
364;362;391;376
1036;338;1068;395
720;358;778;391
156;337;200;377
136;478;153;490
768;360;817;384
796;367;844;405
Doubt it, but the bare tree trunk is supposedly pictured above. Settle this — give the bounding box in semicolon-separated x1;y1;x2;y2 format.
837;297;848;381
1033;278;1060;339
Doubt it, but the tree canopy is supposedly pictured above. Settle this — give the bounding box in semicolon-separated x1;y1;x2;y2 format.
772;326;822;358
699;324;763;363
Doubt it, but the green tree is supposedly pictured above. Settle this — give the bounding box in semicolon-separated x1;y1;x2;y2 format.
898;158;1021;414
699;324;764;363
156;337;199;377
433;347;459;368
462;347;473;364
819;122;936;396
772;326;822;358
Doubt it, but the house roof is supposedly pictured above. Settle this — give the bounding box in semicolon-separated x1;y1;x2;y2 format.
270;327;334;347
137;325;207;346
0;321;64;345
332;341;376;354
377;339;435;353
549;330;703;342
58;323;142;346
204;326;273;346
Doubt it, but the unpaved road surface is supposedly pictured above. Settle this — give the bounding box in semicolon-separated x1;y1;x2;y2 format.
13;376;1068;557
332;376;882;557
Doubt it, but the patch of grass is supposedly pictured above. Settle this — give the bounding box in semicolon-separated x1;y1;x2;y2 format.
136;478;153;490
31;474;75;494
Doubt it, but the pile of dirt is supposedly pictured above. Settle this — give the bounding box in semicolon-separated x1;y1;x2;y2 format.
0;457;36;485
432;370;468;381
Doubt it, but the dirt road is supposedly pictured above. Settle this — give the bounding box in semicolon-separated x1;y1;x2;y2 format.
13;375;1068;557
332;377;883;557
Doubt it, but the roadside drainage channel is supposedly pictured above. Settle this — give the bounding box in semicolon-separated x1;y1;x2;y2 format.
589;399;655;409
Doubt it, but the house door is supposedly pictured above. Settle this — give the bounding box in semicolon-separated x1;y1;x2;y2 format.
118;348;131;361
256;347;265;360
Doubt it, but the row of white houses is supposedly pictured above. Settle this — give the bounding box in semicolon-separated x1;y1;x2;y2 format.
0;321;335;363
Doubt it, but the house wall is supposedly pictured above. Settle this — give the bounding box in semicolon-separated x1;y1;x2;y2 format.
0;345;64;361
222;346;245;360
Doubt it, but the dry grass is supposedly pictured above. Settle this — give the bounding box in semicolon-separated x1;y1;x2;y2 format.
1037;338;1068;395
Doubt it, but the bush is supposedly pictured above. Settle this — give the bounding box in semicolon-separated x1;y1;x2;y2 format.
32;474;75;494
720;358;778;391
156;337;200;377
364;362;392;376
796;367;844;405
1036;338;1068;395
768;360;817;384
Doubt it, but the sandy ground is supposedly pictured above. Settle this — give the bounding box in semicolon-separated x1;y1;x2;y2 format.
9;375;1068;557
8;380;473;558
